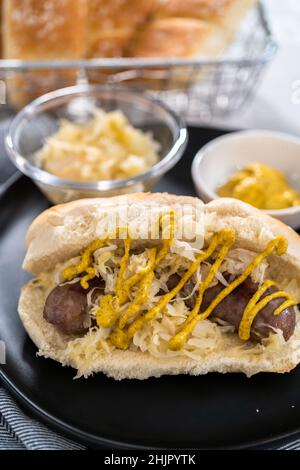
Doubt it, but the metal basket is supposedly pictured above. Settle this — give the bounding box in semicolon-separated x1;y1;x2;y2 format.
0;2;276;122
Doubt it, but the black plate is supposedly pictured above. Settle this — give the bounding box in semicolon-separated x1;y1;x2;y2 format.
1;127;300;450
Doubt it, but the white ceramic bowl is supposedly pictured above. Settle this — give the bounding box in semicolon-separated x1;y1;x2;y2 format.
192;130;300;229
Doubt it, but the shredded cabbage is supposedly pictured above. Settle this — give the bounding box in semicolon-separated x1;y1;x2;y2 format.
64;327;112;378
37;108;160;182
170;239;202;261
221;248;268;284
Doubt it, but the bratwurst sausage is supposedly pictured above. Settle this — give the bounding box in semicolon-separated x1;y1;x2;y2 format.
167;274;295;341
202;277;295;342
43;278;104;335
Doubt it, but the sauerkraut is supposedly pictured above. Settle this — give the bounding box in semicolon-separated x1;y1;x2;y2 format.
37;108;160;182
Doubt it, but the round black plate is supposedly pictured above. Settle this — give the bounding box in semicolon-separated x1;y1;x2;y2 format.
1;127;300;450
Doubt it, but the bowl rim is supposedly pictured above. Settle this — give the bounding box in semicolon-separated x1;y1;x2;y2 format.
6;85;188;191
191;129;300;216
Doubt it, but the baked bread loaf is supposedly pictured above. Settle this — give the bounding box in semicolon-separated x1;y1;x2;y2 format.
156;0;251;21
86;0;157;84
19;194;300;380
3;0;87;108
129;18;213;59
1;0;258;104
87;0;157;59
127;0;257;89
130;0;257;59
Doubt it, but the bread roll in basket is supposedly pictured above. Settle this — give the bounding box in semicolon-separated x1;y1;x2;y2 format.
2;0;258;105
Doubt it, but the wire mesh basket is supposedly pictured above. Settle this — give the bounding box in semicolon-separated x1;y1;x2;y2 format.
0;2;276;122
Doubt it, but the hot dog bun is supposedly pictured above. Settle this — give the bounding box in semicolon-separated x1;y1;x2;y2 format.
19;194;300;379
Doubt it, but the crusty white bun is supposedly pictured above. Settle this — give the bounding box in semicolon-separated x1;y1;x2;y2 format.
3;0;87;108
155;0;257;24
130;0;258;59
19;194;300;380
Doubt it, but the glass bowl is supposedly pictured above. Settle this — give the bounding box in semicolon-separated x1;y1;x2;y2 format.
6;85;188;204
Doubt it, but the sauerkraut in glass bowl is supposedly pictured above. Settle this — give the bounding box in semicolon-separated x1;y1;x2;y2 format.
6;85;187;204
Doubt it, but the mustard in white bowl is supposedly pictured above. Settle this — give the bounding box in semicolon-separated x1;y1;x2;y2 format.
192;130;300;229
217;162;300;210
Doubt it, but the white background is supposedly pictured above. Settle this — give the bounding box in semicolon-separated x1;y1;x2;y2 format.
213;0;300;135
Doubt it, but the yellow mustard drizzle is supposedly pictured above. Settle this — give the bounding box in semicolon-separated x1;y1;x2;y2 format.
115;211;175;311
155;211;175;265
109;229;235;350
122;250;157;293
118;249;157;329
274;299;297;316
239;282;295;340
238;280;275;340
63;226;130;290
168;236;295;351
116;211;175;329
185;231;235;326
80;267;96;289
61;214;296;351
63;238;108;288
97;211;175;331
96;236;132;327
115;237;131;303
96;295;119;328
